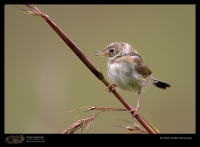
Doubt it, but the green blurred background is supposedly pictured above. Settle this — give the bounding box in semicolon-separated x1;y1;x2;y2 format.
5;5;195;134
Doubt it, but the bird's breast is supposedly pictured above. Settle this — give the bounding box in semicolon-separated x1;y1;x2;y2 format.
107;61;143;91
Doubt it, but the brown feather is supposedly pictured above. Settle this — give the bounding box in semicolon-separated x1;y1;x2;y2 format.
132;55;152;78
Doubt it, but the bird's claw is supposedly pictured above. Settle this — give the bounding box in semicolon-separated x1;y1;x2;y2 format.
106;84;116;92
130;107;139;117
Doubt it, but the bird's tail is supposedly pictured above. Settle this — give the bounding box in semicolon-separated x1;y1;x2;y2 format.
153;78;171;89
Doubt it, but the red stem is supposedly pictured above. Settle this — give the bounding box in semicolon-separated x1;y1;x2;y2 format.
25;4;156;134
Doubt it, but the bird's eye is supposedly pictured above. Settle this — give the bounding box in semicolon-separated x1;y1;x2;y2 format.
109;49;114;53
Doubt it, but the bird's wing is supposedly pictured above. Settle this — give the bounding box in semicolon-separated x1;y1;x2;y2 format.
130;55;152;78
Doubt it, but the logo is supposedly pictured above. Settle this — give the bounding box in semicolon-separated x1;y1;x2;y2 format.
5;135;25;144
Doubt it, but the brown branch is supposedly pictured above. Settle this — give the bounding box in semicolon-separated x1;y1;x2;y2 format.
24;4;156;134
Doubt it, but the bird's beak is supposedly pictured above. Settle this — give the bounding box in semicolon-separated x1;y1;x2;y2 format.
94;50;107;56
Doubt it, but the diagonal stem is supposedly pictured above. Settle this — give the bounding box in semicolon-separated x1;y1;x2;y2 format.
25;4;156;134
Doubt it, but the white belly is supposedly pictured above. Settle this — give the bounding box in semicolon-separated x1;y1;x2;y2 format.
107;62;145;92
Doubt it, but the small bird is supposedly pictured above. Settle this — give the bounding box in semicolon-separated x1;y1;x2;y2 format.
95;42;171;116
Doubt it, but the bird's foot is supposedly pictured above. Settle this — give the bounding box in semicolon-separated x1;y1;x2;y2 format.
130;107;139;117
106;84;116;92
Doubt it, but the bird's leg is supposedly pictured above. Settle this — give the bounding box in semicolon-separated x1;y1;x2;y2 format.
106;84;116;92
130;91;141;117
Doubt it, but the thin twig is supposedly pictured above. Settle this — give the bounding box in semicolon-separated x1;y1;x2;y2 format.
24;4;156;134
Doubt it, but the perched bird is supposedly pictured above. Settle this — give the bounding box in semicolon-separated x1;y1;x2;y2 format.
95;42;171;116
